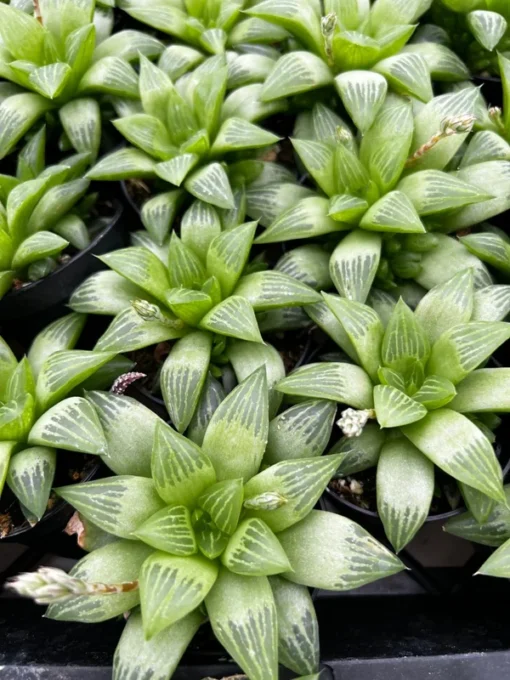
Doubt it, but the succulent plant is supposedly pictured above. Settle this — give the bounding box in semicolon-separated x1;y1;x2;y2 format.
0;313;132;531
0;126;104;299
249;87;510;299
86;55;285;209
276;268;510;552
9;369;404;679
0;0;164;159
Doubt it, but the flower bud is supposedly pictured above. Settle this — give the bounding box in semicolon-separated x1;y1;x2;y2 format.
244;492;288;510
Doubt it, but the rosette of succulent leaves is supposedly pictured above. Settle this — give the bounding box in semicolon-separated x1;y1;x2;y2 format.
0;0;164;160
86;54;285;210
0;126;105;299
9;368;404;679
250;86;510;298
431;0;510;75
0;313;133;532
276;268;510;553
244;0;473;105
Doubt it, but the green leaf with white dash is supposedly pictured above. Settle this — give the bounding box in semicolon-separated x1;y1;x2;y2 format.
160;331;212;433
261;52;333;102
207;221;257;297
7;446;56;521
206;568;278;680
98;247;170;304
373;53;432;102
202;366;268;482
459;482;495;525
374;385;427;428
0;93;53;161
279;510;404;590
198;479;244;535
330;422;385;476
141;191;182;246
78;56;139;99
94;307;185;353
155;154;199;186
382;298;430;374
334;71;387;133
87;148;157;180
403;409;505;502
187;373;225;447
211;117;280;155
275;245;332;291
477;540;510;578
7;358;35;404
460;233;510;275
0;442;16;497
460;131;510;168
427;322;510;385
246;181;313;227
449;369;510;413
29;397;107;455
234;271;320;310
0;395;32;441
29;63;72;100
360;191;425;234
168;233;206;289
290;139;335;197
152;420;216;506
181;200;221;260
27;179;90;234
166;289;213;326
222;518;291;576
134;505;197;556
56;476;166;539
140;551;218;639
445;486;510;547
185;162;235;210
413;375;457;410
329;194;368;224
472;285;510;322
329;229;382;303
200;295;263;343
27;312;85;381
11;231;68;270
276;363;374;409
468;10;507;51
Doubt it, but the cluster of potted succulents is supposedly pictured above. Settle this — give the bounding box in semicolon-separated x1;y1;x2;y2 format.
2;0;510;677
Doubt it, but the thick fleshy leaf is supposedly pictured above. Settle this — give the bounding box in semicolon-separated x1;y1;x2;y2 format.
374;385;427;428
86;391;161;477
478;540;510;578
167;233;206;289
7;446;56;521
98;247;170;304
468;10;507;51
360;191;425;234
29;63;72;100
206;568;278;680
200;295;263;343
330;422;385;476
184;162;235;210
403;409;505;502
94;29;164;63
329;194;368;224
0;93;53;161
140;191;182;246
166;289;213;326
140;552;218;639
246;181;313;227
94;307;185;353
275;245;332;291
0;3;45;61
160;331;212;433
46;541;153;623
445;486;510;547
194;519;229;560
279;510;404;590
0;441;16;497
27;312;85;380
234;271;320;310
152;420;216;506
265;400;336;466
69;269;143;315
413;375;457;410
460;131;510;168
276;363;373;409
180;200;221;260
202;367;268;482
472;285;510;322
114;114;173;161
376;438;434;553
26;178;90;234
187;373;225;447
373;53;432;102
198;478;244;536
460;233;510;275
261;52;333;102
207;221;257;297
222;83;288;123
427;322;510;385
382;298;430;374
449;369;510;413
222;518;291;576
155;155;199;186
87;148;157;180
78;56;139;99
11;231;68;270
6;358;35;404
244;455;342;533
329;230;382;303
211;117;280;155
459;482;495;525
56;476;166;539
134;505;197;556
334;71;387;133
403;42;469;81
29;397;107;455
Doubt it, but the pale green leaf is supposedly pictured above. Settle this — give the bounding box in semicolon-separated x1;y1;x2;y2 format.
329;229;382;303
198;478;244;535
261;52;333;101
373;53;433;102
234;271;321;310
468;10;507;51
445;486;510;547
98;247;170;304
222;518;291;575
374;385;427;428
7;446;56;521
381;298;430;374
450;369;510;413
477;540;510;578
27;312;86;380
360;191;425;234
94;307;185;353
87;148;157;181
134;505;197;556
200;295;263;343
185;162;235;209
330;422;385;476
0;94;53;160
334;71;387;133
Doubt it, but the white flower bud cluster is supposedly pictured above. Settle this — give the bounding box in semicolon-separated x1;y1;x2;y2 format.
440;114;476;136
336;408;375;438
244;492;288;510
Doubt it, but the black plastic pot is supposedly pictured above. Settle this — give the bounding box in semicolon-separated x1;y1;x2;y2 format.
473;75;503;108
0;199;126;329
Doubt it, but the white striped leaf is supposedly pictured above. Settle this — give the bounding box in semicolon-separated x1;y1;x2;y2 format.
329;194;368;224
397;171;491;216
0;93;53;160
140;551;218;639
166;288;213;326
382;298;430;374
53;214;89;250
168;233;206;289
0;441;16;496
131;231;170;264
6;358;35;404
113;114;174;161
7;446;56;521
304;301;360;362
477;540;510;578
93;28;163;62
374;385;427;428
373;53;433;102
414;269;474;343
270;576;319;676
0;395;33;441
459;482;495;524
199;28;227;54
155;154;199;186
206;568;278;680
11;231;68;269
117;0;187;38
244;454;342;533
94;307;185;353
35;349;115;411
265;400;337;466
211;117;280;154
200;296;263;343
185;162;235;210
376;438;434;552
27;312;85;380
472;285;510;322
334;71;387;133
291;139;335;197
86;391;162;477
56;476;166;539
29;396;107;455
113;609;204;680
445;486;510;547
207;221;258;297
160;331;212;433
202;367;268;482
234;271;320;310
330;422;385;476
332;31;381;70
6;177;49;240
460;233;510;275
28;62;72;100
134;505;197;555
136;53;173;123
198;479;244;535
261;52;333;102
86;148;157;181
275;245;332;291
230;17;289;44
152;420;216;506
360;191;425;234
402;42;469;81
78;56;139;99
428;322;510;385
98;247;170;304
403;409;505;501
246;182;313;227
46;541;153;623
187;373;225;446
194;519;229;559
227;53;277;89
278;510;404;589
460;131;510;168
27;178;90;234
140;191;182;246
256;196;348;244
245;0;321;49
181;200;221;260
413;375;457;409
329;229;382;303
323;294;383;382
276;363;374;409
468;10;507;50
449;369;510;413
222;518;291;575
501;53;510;132
378;368;406;391
222;82;288;123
